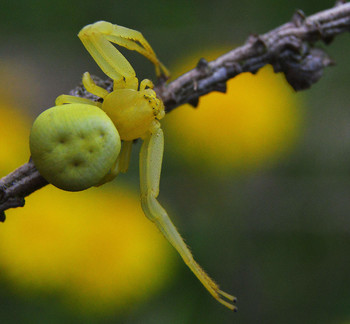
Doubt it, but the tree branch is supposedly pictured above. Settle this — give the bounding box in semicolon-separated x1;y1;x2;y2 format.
1;1;350;220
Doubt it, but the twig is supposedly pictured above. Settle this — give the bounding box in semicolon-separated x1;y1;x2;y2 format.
1;2;350;219
0;161;48;221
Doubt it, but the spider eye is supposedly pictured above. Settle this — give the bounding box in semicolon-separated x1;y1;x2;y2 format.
30;104;121;191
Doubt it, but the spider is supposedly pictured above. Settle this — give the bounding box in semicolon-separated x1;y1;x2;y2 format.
29;21;236;310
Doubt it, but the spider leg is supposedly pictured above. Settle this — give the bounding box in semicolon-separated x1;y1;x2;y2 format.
118;140;133;173
95;140;133;186
140;79;154;91
82;72;110;99
78;21;169;86
113;77;139;91
55;94;102;107
103;26;169;78
79;21;137;85
94;157;120;187
139;123;236;311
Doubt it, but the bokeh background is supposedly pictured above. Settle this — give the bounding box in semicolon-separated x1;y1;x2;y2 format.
1;0;350;323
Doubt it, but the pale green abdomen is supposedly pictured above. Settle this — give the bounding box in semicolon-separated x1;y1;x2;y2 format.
30;104;121;191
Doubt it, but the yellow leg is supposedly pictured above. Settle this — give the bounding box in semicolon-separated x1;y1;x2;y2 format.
139;123;236;311
118;141;133;173
82;72;110;99
95;140;133;186
103;26;169;78
94;157;120;187
113;76;139;91
78;21;169;83
140;79;154;91
55;94;102;107
79;21;136;82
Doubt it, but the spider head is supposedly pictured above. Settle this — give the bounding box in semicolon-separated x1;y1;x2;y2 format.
154;96;165;120
142;88;165;120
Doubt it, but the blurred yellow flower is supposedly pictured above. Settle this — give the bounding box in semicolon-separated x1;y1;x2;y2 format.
0;62;35;174
164;49;303;173
0;103;30;174
0;186;173;314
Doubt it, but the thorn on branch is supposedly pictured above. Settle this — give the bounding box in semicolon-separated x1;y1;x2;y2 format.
241;56;267;74
212;82;227;93
196;58;211;75
305;18;335;45
224;61;242;78
188;97;200;108
335;0;347;6
247;34;267;55
292;10;306;27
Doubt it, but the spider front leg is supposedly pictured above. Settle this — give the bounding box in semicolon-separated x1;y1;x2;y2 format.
78;21;169;86
139;122;236;311
102;25;169;78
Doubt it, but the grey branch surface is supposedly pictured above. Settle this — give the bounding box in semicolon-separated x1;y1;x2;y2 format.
1;1;350;220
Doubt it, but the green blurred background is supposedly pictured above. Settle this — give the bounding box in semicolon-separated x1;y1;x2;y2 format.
1;0;350;323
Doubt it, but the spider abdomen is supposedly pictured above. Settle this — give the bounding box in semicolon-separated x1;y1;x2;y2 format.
30;104;121;191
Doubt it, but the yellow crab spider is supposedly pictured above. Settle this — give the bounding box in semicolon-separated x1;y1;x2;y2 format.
30;21;236;310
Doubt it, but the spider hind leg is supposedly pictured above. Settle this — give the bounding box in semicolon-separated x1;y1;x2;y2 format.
139;124;236;311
